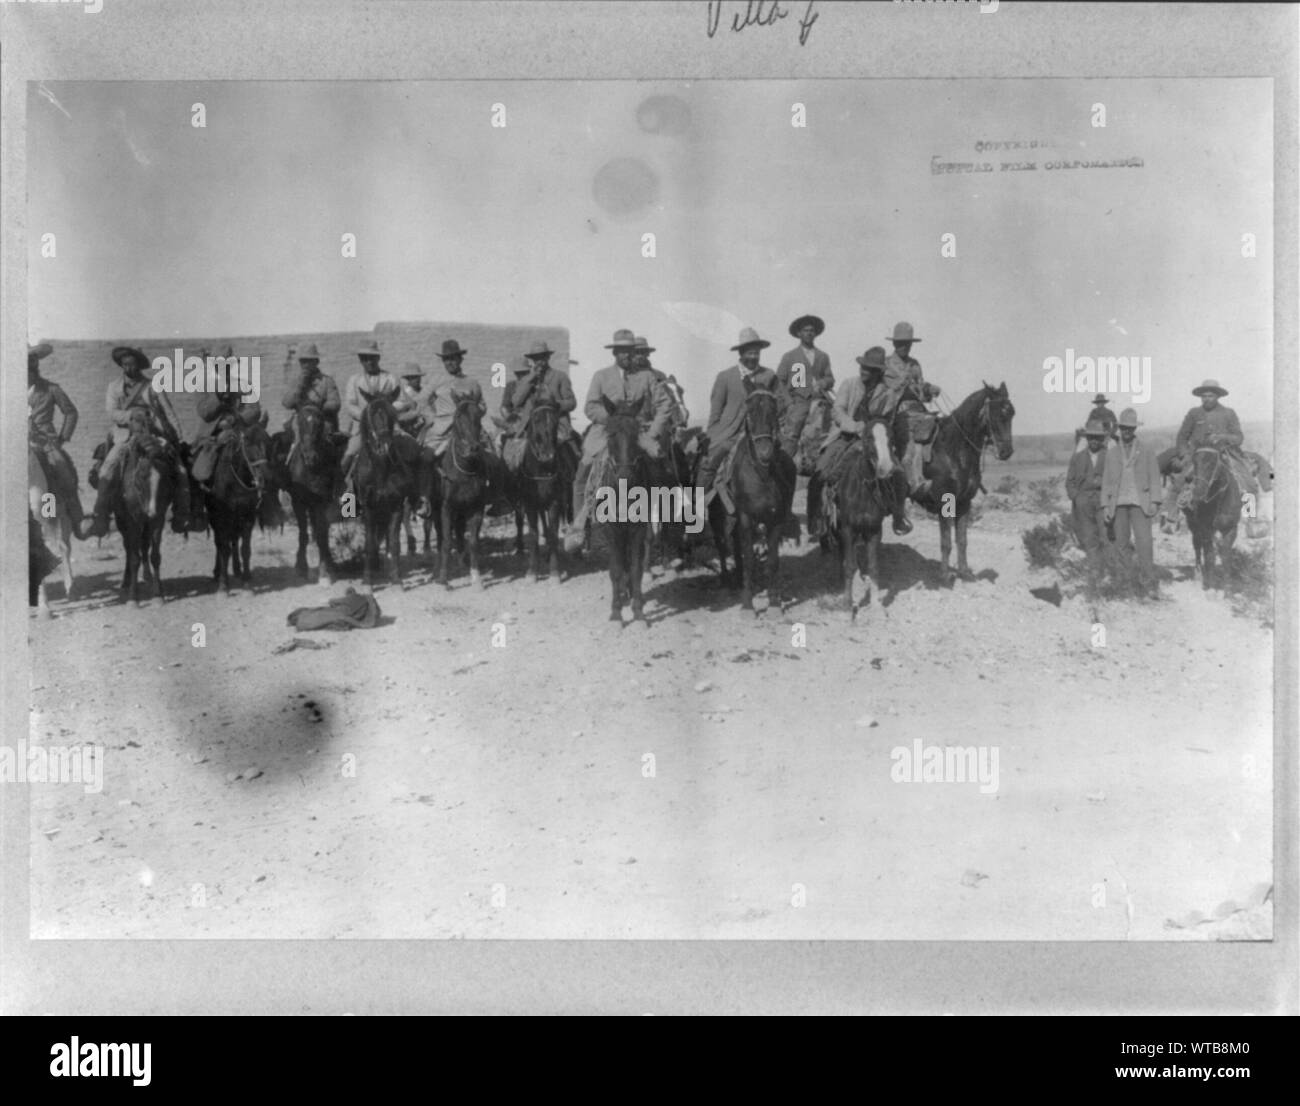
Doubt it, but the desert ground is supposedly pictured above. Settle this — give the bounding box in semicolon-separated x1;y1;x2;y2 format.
26;462;1273;941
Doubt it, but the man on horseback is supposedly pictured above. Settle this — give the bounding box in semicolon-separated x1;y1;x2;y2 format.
634;336;687;458
281;342;342;438
776;314;834;464
883;322;941;519
27;343;87;536
397;362;430;439
695;328;790;513
1163;380;1259;518
191;346;267;487
499;340;578;474
812;346;911;537
83;346;191;539
565;328;672;551
340;339;415;495
422;339;489;455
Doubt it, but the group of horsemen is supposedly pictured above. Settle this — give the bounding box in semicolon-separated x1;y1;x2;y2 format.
28;315;1263;560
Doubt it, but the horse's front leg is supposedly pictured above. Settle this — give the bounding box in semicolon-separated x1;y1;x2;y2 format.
386;507;403;586
294;496;311;577
239;517;253;583
438;499;453;587
938;513;954;580
314;502;335;585
864;525;881;608
629;524;647;623
735;513;754;610
955;506;972;578
545;500;562;584
149;525;164;604
514;502;526;557
525;502;541;580
608;530;625;621
467;508;484;590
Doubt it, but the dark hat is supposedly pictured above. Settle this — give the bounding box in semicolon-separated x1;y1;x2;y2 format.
604;329;638;350
1082;424;1109;438
731;327;771;352
888;321;921;344
437;339;467;360
400;362;425;378
1192;378;1228;398
28;342;54;362
298;342;321;361
1117;408;1142;428
633;335;657;353
1091;393;1110;405
856;346;888;372
355;339;382;359
789;315;825;338
112;345;149;368
514;357;532;374
524;340;555;360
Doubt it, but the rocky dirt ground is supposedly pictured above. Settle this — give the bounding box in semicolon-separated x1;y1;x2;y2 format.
26;465;1273;941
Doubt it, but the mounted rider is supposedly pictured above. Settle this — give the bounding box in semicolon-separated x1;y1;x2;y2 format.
565;328;672;551
281;341;342;442
27;343;87;536
1163;379;1259;516
340;339;415;495
775;313;834;466
634;335;687;458
883;321;941;532
397;362;430;439
812;346;911;536
499;340;578;473
421;338;490;457
191;345;267;490
696;328;790;513
83;345;191;538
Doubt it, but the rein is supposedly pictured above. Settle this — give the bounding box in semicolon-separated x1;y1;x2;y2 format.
228;429;269;495
1192;446;1228;503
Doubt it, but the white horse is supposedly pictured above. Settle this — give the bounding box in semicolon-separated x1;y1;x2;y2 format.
28;447;74;616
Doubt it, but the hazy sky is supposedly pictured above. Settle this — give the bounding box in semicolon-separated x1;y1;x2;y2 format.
28;78;1272;432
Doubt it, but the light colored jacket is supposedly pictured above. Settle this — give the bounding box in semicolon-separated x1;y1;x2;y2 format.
832;374;889;433
1102;439;1162;517
344;370;408;432
881;351;927;413
423;369;485;449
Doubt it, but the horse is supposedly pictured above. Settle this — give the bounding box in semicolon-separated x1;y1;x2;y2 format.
114;408;179;606
29;513;62;617
28;446;75;610
645;429;699;574
437;396;505;589
705;378;796;613
596;398;652;624
355;393;434;589
277;404;342;586
1184;445;1241;589
205;419;271;594
510;399;572;584
810;418;902;617
910;382;1015;580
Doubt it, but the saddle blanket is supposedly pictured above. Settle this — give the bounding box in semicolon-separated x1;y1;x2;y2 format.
286;588;382;631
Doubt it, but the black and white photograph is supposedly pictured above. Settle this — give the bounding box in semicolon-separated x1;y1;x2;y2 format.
3;0;1295;1017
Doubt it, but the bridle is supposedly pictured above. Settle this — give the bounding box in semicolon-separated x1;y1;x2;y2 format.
229;426;269;495
743;390;778;468
1192;445;1228;503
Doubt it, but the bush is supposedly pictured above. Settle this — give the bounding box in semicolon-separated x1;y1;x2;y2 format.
1025;476;1067;514
993;475;1020;496
1224;542;1274;626
1022;512;1075;570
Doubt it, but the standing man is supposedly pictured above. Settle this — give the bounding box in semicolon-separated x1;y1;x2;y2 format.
1102;408;1162;600
83;345;190;538
567;328;672;550
775;314;834;460
340;339;413;494
422;338;488;459
27;343;87;536
1066;423;1110;590
695;328;790;511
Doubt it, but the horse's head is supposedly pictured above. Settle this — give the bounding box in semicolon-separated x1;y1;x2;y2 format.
241;424;271;492
295;403;326;464
982;381;1016;461
601;396;645;482
1191;446;1226;505
864;418;895;479
359;391;397;457
741;375;780;465
527;400;558;465
127;407;152;439
451;395;484;459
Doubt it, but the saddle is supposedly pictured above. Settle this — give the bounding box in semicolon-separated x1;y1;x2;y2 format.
908;410;939;446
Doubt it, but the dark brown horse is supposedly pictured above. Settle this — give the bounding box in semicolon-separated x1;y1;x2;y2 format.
706;379;796;613
437;396;505;589
811;418;903;617
596;398;651;624
910;382;1015;580
115;409;179;606
1184;445;1241;589
355;394;433;589
510;399;571;584
276;404;342;586
206;419;271;594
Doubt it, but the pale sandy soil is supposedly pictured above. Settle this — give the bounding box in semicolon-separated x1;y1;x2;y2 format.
26;479;1273;941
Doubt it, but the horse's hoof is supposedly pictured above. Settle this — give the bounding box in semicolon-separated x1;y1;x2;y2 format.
471;571;484;590
37;606;53;621
608;610;622;623
150;597;164;608
547;575;560;588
